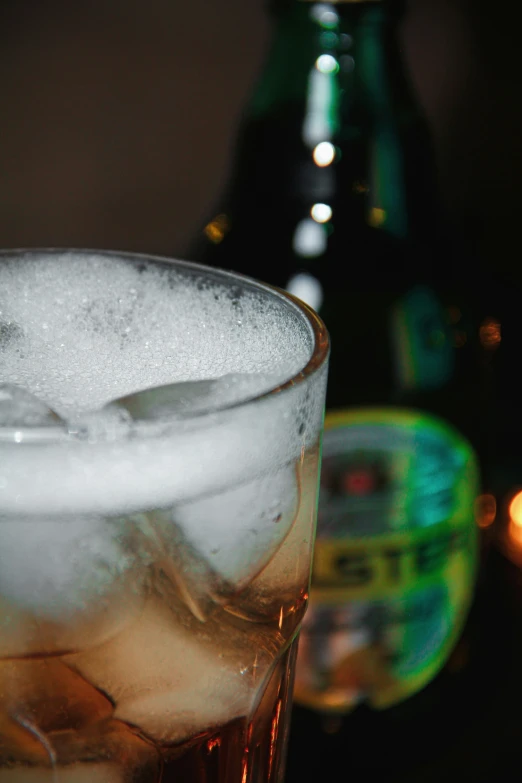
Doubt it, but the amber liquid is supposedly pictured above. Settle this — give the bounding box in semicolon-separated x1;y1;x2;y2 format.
0;632;300;783
160;642;298;783
0;447;320;783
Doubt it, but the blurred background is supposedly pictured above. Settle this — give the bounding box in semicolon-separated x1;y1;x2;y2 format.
1;0;520;282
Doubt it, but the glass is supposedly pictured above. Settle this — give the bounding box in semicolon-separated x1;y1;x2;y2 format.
0;249;329;783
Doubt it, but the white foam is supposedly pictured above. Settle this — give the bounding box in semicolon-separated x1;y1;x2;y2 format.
0;392;322;515
0;252;326;516
0;251;311;417
0;251;327;621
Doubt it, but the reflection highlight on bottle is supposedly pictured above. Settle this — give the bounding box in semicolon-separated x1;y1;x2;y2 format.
309;4;339;29
313;142;336;167
315;54;339;75
292;219;327;258
286;273;324;314
301;69;337;147
311;203;332;223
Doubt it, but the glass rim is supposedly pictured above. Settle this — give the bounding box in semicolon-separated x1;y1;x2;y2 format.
0;247;329;444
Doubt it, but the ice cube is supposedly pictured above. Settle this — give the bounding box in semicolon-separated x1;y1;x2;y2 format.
0;659;113;733
0;659;158;780
51;720;161;780
0;719;160;783
0;710;54;770
148;461;300;619
0;384;62;428
228;445;320;624
0;659;113;779
112;379;217;420
66;594;278;745
0;516;148;656
111;373;279;421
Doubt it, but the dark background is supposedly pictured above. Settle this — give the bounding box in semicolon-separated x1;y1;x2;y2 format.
1;0;520;283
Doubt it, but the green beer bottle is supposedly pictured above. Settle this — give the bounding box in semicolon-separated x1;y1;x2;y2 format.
194;0;494;776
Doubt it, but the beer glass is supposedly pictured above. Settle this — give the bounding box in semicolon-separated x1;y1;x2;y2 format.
0;249;329;783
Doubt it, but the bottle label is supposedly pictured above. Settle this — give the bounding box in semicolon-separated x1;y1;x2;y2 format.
294;408;478;712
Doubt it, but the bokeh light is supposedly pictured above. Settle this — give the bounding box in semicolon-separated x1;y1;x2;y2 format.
313;142;336;167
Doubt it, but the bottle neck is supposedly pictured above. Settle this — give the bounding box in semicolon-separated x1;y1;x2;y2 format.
227;0;436;242
251;1;401;119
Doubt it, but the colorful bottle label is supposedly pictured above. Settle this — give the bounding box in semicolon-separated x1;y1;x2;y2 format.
294;408;478;712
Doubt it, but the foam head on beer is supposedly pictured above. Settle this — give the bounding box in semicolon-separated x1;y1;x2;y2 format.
0;250;320;603
0;250;311;417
